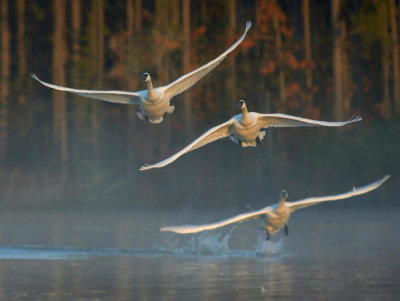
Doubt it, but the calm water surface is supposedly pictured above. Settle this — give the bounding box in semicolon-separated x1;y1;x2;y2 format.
0;207;398;300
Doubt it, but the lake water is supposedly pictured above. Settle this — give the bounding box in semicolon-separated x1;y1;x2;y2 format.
0;207;398;300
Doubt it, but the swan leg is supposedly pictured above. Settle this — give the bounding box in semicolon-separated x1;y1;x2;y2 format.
167;105;175;114
266;231;271;241
229;135;239;144
136;111;145;121
284;224;289;236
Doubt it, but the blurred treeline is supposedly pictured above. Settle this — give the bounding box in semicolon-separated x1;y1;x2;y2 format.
0;0;398;209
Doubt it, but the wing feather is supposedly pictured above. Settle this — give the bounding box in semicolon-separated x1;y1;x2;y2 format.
140;119;234;170
257;113;362;128
160;206;273;234
287;175;390;212
164;21;252;98
31;73;142;105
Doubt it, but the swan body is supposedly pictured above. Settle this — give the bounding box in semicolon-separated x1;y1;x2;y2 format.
140;100;362;170
31;22;252;124
160;175;390;239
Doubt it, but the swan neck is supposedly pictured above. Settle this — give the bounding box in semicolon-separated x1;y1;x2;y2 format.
240;106;249;122
146;79;157;99
277;196;288;211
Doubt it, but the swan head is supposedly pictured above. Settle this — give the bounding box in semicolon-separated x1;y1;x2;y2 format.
237;99;246;109
279;190;288;201
141;72;151;81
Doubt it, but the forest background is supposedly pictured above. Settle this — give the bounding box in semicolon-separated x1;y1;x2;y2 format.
0;0;398;210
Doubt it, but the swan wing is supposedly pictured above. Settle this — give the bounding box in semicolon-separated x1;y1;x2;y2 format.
160;206;273;234
164;21;252;99
287;175;390;213
31;73;142;104
140;119;234;170
256;113;362;128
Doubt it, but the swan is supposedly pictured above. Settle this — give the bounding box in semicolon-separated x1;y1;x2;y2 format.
140;100;362;170
160;175;390;239
31;22;252;124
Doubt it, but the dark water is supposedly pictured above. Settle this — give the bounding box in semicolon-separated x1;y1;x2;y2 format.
0;207;398;300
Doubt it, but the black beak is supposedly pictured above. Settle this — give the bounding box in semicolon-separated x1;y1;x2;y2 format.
141;73;149;81
237;100;244;108
280;190;288;199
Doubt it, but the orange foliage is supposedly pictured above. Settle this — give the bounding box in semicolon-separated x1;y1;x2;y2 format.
286;82;306;101
192;25;206;41
260;61;276;74
303;105;321;120
280;25;294;38
241;39;256;50
285;52;299;69
371;102;387;119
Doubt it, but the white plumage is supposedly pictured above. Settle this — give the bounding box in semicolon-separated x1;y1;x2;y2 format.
140;100;362;170
31;22;252;124
160;175;390;237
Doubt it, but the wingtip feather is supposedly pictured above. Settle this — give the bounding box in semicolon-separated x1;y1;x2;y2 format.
31;73;39;81
245;21;252;32
139;164;151;171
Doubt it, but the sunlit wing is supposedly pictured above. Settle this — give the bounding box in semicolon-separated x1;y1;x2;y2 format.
31;73;143;105
164;21;252;99
140;119;234;170
287;175;390;213
256;113;362;128
160;206;273;234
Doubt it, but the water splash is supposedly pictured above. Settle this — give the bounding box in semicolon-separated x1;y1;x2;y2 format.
255;234;283;257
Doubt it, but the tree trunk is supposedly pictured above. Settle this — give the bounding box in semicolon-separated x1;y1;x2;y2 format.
381;1;391;117
71;0;81;86
303;0;312;105
273;6;286;104
341;18;350;115
390;0;400;112
183;0;192;135
52;0;68;181
97;0;104;86
352;0;362;111
332;0;343;120
0;0;10;162
227;0;237;113
17;0;26;104
135;0;142;33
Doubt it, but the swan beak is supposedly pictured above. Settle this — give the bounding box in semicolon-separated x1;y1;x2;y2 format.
280;190;288;200
141;72;150;81
237;99;245;109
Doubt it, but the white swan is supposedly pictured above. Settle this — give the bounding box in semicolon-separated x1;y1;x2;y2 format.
160;175;390;239
31;22;252;124
140;100;362;170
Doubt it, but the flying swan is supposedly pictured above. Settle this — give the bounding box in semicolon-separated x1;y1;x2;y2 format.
31;22;252;124
140;100;362;170
160;175;390;240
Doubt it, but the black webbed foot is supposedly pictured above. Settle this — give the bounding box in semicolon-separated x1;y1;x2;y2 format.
238;140;243;147
266;231;271;241
144;115;149;122
256;137;261;145
284;224;289;236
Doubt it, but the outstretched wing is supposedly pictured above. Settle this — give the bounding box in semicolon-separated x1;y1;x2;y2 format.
164;21;252;99
256;113;362;129
140;119;234;171
161;206;273;234
31;73;143;105
287;175;390;213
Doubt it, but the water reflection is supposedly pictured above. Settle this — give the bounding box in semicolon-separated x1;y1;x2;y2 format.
0;208;398;299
